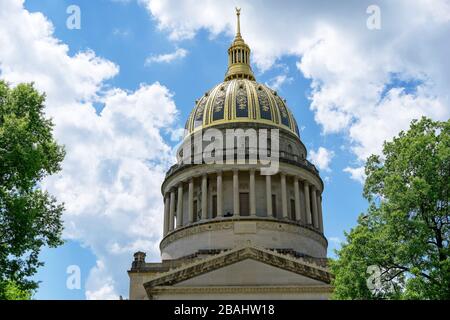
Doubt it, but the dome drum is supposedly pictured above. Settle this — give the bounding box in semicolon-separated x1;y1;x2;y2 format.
160;162;325;258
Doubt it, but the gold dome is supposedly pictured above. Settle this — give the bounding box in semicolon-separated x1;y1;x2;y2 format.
185;79;300;137
184;8;300;138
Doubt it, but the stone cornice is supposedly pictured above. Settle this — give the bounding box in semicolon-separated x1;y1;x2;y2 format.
150;285;333;296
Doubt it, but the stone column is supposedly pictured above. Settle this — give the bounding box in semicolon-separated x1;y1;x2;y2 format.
318;194;324;233
216;172;223;217
249;169;256;216
281;173;288;219
169;190;176;231
163;194;170;236
311;185;319;229
294;177;301;221
303;181;312;225
176;183;183;228
188;179;194;223
233;169;240;216
201;174;208;220
266;174;273;217
299;182;307;223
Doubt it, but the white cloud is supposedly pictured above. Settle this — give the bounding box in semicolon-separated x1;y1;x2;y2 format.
265;74;293;91
343;167;366;184
85;260;118;300
0;0;179;299
139;0;450;181
145;48;188;65
308;147;335;172
112;28;131;37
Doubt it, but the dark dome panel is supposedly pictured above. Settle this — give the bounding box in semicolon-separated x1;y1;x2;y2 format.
256;87;272;121
235;81;249;118
275;96;291;129
211;84;228;122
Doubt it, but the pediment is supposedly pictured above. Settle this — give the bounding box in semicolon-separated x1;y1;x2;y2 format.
144;246;332;293
175;258;326;286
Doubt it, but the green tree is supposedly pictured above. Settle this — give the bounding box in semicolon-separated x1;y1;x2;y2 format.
331;117;449;300
2;280;32;300
0;81;65;299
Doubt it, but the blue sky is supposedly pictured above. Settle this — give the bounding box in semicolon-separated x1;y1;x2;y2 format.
26;0;365;299
1;0;448;299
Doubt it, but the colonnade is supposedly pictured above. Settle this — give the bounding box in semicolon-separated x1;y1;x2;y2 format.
163;170;324;236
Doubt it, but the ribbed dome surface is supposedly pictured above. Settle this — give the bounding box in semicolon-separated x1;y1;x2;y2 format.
185;79;300;137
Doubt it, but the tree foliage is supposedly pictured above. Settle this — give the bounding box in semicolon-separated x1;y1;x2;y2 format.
0;81;65;299
331;117;450;299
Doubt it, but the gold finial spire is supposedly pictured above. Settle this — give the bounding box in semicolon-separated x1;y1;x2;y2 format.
224;8;255;81
235;7;241;39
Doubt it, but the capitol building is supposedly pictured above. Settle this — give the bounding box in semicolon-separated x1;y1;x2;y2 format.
128;9;332;300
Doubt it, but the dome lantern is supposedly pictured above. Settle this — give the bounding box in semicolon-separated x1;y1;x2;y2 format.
224;8;255;81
